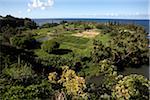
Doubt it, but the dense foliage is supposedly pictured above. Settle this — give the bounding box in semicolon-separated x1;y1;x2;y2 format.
0;15;149;100
91;24;148;69
0;15;37;43
112;74;149;99
10;34;36;49
48;66;88;99
41;39;60;53
0;15;37;30
0;63;54;100
40;23;59;28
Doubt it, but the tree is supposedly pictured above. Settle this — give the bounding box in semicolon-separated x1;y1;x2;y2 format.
112;74;149;100
96;24;103;29
91;40;111;63
41;23;58;28
60;20;68;24
24;18;37;29
108;25;149;67
2;63;33;80
99;60;118;88
0;61;54;100
84;24;92;30
41;39;60;53
0;80;54;100
48;66;88;99
10;34;36;49
0;15;36;30
1;25;16;42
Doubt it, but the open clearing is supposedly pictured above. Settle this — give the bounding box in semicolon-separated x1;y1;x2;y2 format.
73;29;100;38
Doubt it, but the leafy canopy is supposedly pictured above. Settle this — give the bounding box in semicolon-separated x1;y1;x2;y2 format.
41;39;60;53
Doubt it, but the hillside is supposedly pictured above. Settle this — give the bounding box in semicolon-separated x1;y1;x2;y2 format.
0;15;149;100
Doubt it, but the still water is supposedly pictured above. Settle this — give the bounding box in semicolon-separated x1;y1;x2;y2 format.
88;65;149;86
118;65;149;78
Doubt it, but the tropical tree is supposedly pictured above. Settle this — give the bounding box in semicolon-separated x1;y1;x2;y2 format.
0;80;54;100
24;18;37;29
41;23;59;28
112;74;149;100
48;66;88;99
10;34;36;49
1;25;16;42
109;26;148;67
91;40;111;63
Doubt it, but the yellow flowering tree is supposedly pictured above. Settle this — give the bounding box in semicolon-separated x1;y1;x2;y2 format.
48;66;88;99
48;72;57;83
112;74;149;100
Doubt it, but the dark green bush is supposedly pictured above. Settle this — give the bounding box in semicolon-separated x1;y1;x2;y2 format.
41;40;60;53
24;18;37;29
0;62;54;100
1;80;54;100
10;34;36;49
2;63;33;80
41;23;59;28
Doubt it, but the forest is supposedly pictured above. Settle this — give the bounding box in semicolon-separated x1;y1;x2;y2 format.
0;15;149;100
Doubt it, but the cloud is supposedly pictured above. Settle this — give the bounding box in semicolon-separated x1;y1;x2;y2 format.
18;11;22;14
27;0;54;12
73;12;148;19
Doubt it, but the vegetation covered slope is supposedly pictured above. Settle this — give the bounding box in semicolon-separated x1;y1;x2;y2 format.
0;15;149;100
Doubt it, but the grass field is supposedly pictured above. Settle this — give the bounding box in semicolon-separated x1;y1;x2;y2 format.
33;27;110;58
95;34;111;45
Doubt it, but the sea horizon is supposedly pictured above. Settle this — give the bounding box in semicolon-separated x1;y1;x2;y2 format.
32;18;149;32
32;18;150;21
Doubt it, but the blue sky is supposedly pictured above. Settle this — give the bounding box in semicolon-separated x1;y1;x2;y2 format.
0;0;149;19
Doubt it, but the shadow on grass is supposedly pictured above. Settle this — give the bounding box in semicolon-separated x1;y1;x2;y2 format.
51;49;72;55
31;41;42;49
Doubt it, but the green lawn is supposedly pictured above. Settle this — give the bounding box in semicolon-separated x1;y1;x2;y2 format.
32;27;111;58
95;33;111;45
58;35;89;44
58;35;93;56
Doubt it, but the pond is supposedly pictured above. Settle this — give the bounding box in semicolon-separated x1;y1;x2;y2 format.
87;65;149;86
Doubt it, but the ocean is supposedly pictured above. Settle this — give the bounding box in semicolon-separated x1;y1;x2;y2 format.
33;18;149;32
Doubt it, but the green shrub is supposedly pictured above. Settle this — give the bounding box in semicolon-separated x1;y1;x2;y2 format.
10;34;36;49
112;74;149;100
41;39;60;53
2;63;33;80
41;23;59;28
24;18;37;29
1;80;54;100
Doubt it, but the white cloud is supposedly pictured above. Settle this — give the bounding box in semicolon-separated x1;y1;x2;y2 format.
27;0;54;12
27;9;31;12
135;12;139;15
74;12;147;19
18;11;22;14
